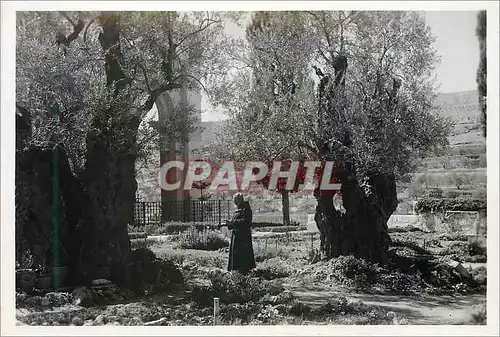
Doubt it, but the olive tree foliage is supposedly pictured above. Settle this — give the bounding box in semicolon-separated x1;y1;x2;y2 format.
476;10;486;137
306;11;450;179
16;11;242;173
16;12;105;174
209;11;318;163
211;11;450;181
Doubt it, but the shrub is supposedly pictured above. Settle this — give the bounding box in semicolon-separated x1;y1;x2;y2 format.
220;302;264;324
428;188;444;198
437;233;468;241
472;189;487;200
253;226;306;233
252;222;288;228
468;241;486;256
441;241;469;257
470;302;486;325
154;248;226;269
254;248;288;262
129;222;219;236
127;248;184;295
130;237;163;250
252;257;292;280
471;266;487;286
415;198;487;213
128;232;147;240
176;227;229;251
328;256;381;287
207;270;267;304
444;190;461;199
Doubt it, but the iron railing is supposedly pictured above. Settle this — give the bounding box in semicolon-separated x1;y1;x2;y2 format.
132;199;232;226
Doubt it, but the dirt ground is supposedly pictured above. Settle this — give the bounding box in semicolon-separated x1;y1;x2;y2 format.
16;228;487;326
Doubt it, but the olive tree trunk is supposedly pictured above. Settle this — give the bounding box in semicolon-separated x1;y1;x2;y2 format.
281;189;291;226
315;168;397;265
79;13;137;282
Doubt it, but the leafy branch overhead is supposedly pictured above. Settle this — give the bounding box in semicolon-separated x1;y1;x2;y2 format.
214;11;450;181
17;11;238;171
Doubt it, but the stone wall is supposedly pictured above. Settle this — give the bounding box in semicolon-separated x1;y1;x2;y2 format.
420;210;486;235
385;211;486;235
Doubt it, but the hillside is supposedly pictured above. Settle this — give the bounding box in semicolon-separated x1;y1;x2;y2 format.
433;90;485;147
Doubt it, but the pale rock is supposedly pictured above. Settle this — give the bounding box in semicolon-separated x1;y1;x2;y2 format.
72;286;93;305
94;314;106;325
71;316;84;326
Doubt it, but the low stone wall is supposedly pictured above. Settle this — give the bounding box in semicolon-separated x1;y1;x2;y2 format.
305;210;486;235
420;210;486;235
387;215;426;229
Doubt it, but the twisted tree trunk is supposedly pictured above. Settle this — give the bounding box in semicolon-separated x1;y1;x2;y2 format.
79;13;137;283
313;56;398;265
281;189;291;226
315;168;397;265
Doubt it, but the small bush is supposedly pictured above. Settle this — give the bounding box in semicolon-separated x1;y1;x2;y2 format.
288;297;401;325
444;190;461;199
220;302;264;324
192;270;286;307
437;233;468;242
328;256;381;287
253;257;292;280
468;241;486;256
415;198;487;213
471;266;487;285
128;232;147;240
252;222;289;228
207;270;267;304
388;226;423;233
472;189;487;200
176;227;229;251
470;302;486;324
253;226;306;233
126;248;184;295
428;188;444;198
129;222;219;236
441;241;469;257
130;237;163;250
462;255;487;263
254;248;288;262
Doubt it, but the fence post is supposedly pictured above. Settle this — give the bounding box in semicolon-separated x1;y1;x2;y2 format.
132;202;136;226
218;200;222;226
142;202;146;227
213;297;220;325
201;200;204;223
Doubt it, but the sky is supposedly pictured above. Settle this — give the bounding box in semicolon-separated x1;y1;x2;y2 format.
200;10;481;122
424;11;480;93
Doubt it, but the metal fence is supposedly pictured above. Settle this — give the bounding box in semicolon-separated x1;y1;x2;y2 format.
132;199;232;226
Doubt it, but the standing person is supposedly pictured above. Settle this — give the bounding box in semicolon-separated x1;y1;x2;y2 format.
227;193;256;273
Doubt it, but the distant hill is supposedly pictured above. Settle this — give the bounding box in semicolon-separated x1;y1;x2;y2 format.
137;90;485;201
433;90;484;147
196;90;485;148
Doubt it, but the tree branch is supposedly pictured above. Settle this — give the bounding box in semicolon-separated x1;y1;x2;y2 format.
59;11;77;27
177;73;208;94
83;17;97;43
140;82;183;112
56;12;85;46
176;13;222;47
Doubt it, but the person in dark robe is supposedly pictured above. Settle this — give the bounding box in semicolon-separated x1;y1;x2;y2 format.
226;193;256;273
